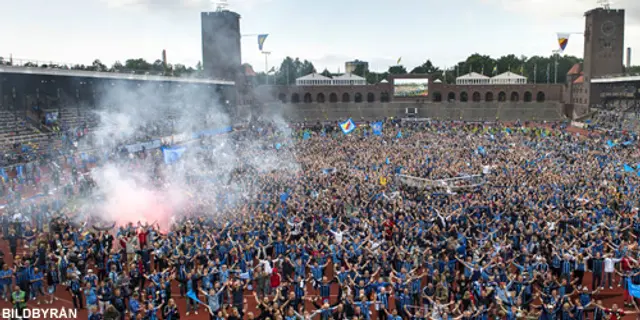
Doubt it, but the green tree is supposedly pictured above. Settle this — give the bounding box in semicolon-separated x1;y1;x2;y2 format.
320;68;332;78
353;64;367;77
628;65;640;73
89;59;108;72
410;60;440;74
388;66;407;75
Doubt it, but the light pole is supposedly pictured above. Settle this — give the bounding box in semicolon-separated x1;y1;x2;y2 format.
262;51;271;84
552;50;561;84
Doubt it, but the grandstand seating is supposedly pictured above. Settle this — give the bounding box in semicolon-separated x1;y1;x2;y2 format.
57;108;99;129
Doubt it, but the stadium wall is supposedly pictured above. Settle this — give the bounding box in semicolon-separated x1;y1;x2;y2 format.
252;102;564;122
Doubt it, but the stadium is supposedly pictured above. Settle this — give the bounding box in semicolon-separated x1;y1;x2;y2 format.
0;2;638;320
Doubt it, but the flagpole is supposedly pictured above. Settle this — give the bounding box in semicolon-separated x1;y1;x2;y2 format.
533;64;537;84
553;50;559;84
262;51;271;85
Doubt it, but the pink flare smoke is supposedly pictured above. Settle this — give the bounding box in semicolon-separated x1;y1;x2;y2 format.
101;188;173;233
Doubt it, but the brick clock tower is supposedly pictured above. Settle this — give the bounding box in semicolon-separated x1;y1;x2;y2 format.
582;6;625;106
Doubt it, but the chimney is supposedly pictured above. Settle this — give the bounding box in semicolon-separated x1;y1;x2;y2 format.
627;47;632;71
162;50;168;66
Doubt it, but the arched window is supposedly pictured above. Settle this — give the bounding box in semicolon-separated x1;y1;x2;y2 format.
498;91;506;102
316;93;325;103
278;93;287;103
354;93;363;103
367;93;375;102
472;92;481;102
510;92;519;102
303;92;312;103
536;91;546;102
342;92;350;102
524;91;532;102
460;92;468;102
291;93;300;103
485;92;494;102
447;92;456;101
329;93;338;103
432;92;442;102
380;92;390;102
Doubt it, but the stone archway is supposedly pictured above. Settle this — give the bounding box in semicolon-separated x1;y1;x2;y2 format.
524;91;532;102
380;92;390;102
510;92;520;102
329;93;338;103
354;93;363;103
433;92;442;102
316;93;325;103
460;92;468;102
342;92;350;102
536;91;546;102
303;92;312;103
472;92;481;102
447;92;456;101
291;93;300;103
498;91;506;102
367;92;375;102
485;92;494;102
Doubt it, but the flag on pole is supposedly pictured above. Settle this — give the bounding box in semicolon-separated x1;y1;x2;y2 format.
397;57;402;65
492;65;498;75
339;118;356;135
258;34;269;51
557;33;570;52
533;64;537;83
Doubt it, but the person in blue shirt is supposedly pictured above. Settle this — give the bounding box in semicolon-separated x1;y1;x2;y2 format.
30;267;45;304
84;282;98;311
0;264;13;301
129;292;141;319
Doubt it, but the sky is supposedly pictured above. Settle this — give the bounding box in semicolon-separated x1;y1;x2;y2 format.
1;0;639;73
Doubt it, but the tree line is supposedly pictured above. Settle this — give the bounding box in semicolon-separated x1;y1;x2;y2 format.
0;57;204;78
2;54;639;85
256;53;640;86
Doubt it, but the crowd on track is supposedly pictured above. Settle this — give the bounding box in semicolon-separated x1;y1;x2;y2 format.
1;119;640;320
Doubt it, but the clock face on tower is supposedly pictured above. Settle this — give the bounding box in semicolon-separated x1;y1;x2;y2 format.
601;20;615;36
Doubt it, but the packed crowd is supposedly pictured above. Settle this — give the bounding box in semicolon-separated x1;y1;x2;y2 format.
1;119;640;320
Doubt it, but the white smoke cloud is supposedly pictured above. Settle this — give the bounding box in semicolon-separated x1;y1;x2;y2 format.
74;79;298;232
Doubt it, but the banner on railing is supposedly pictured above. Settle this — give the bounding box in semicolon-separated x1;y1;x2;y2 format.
396;174;486;190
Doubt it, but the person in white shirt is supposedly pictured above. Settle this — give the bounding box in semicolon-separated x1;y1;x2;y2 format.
604;255;621;289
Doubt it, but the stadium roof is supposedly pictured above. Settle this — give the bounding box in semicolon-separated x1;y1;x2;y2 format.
591;75;640;84
457;72;489;79
0;65;235;85
332;73;365;80
491;71;526;80
296;73;331;81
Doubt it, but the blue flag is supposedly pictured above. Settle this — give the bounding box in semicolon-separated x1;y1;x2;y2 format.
0;168;8;182
606;140;616;148
371;122;383;136
624;164;636;173
275;143;282;150
477;146;486;156
628;279;640;299
162;147;186;164
16;165;24;178
186;290;203;304
303;131;311;140
396;131;403;138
